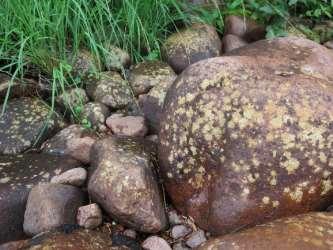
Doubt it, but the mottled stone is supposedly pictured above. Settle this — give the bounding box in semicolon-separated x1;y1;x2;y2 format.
88;137;167;233
23;229;124;249
222;34;248;53
163;23;221;73
81;102;110;131
42;124;96;164
106;115;148;137
128;60;176;96
0;98;64;154
71;49;101;77
199;212;333;250
23;183;85;236
168;209;183;226
224;15;266;42
51;167;87;187
0;154;81;244
171;225;192;239
77;203;102;229
159;37;333;235
56;88;89;111
86;71;133;109
104;44;131;71
142;236;172;250
186;230;207;248
123;229;137;239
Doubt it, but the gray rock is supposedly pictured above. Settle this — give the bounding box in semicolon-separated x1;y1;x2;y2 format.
185;230;207;248
56;88;89;111
142;236;172;250
104;44;131;71
171;225;192;239
0;98;64;154
128;60;176;96
0;154;81;244
106;115;148;137
51;167;87;187
81;102;110;132
71;49;101;77
77;203;102;229
173;242;190;250
123;229;137;239
86;71;133;110
23;183;85;236
88;137;167;233
168;209;183;226
222;34;248;53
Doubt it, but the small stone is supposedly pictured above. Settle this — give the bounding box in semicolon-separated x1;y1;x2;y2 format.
123;229;137;239
173;242;190;250
106;115;148;137
185;230;207;248
81;102;110;132
142;236;172;250
56;88;89;111
168;209;183;225
324;40;333;49
66;137;96;164
51;167;87;187
171;225;192;239
77;203;102;229
222;34;248;53
71;49;101;77
104;44;131;71
23;183;85;236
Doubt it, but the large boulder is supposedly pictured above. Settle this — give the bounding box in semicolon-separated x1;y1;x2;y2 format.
88;137;167;233
0;97;64;154
227;36;333;82
159;39;333;235
199;212;333;250
0;154;82;244
163;23;221;73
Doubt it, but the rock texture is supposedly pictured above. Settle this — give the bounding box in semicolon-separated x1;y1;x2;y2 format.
0;154;81;244
128;60;176;96
0;98;64;154
71;49;101;77
142;236;172;250
222;34;248;53
224;15;266;42
88;137;167;233
77;203;103;229
106;115;148;137
199;212;333;250
159;37;333;235
51;167;87;186
104;44;131;71
56;88;89;111
86;71;133;109
163;23;221;73
23;183;85;236
81;102;110;132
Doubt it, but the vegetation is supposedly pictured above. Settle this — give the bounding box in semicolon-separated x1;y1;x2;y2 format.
0;0;332;118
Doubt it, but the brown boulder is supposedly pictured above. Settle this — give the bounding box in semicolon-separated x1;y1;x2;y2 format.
106;115;148;137
199;212;333;250
163;23;221;73
88;137;167;233
159;48;333;235
222;34;248;53
81;102;110;132
224;15;266;42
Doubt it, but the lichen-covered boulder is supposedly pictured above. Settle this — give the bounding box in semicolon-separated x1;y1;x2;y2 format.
199;212;333;250
56;88;89;111
71;49;101;77
0;154;82;244
88;137;167;233
86;72;133;110
128;60;176;96
227;36;333;82
104;44;131;71
159;54;333;235
81;102;110;132
0;98;64;154
163;23;221;73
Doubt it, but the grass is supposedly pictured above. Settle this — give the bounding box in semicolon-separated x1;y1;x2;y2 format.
0;0;332;119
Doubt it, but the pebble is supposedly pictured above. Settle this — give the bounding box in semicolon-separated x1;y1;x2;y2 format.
77;203;103;229
142;236;172;250
171;225;192;239
185;230;207;248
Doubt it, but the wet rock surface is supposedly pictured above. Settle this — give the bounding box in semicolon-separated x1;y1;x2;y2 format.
163;23;221;73
199;212;333;250
0;98;64;154
128;60;176;96
88;137;167;233
159;38;333;235
0;154;81;244
86;71;133;110
23;183;85;236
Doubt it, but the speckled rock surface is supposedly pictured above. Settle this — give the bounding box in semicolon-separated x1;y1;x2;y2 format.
163;23;221;73
0;98;64;154
71;49;101;77
128;60;176;96
51;167;87;187
23;183;85;236
88;137;167;233
199;212;333;250
0;154;81;244
77;203;102;229
86;71;133;109
104;44;131;71
81;102;110;131
159;53;333;235
106;115;148;137
222;34;248;53
56;88;89;111
224;15;266;42
227;36;333;82
23;228;126;250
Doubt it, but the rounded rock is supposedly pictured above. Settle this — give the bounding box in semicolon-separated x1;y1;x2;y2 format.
142;236;172;250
